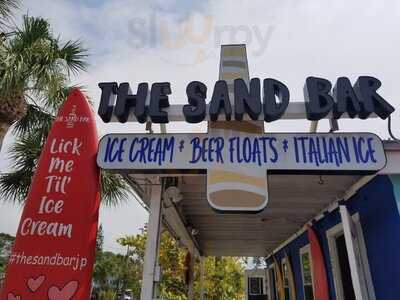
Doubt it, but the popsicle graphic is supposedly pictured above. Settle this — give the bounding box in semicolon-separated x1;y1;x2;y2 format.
207;44;268;212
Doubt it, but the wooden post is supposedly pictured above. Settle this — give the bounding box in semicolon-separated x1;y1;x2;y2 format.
140;181;163;300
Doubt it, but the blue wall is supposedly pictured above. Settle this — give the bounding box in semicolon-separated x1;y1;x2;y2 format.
266;175;400;300
389;174;400;216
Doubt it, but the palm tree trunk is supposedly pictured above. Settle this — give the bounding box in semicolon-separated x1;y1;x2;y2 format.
0;121;10;152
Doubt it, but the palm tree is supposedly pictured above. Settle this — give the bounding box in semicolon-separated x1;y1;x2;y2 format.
0;0;20;145
0;0;19;29
0;13;132;205
0;15;87;147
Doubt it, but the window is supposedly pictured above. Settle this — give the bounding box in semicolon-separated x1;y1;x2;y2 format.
300;245;314;300
326;213;376;300
268;265;278;300
281;259;290;300
274;266;280;300
335;233;356;300
249;276;264;295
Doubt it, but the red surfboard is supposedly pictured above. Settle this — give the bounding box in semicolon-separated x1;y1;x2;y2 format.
307;225;329;300
1;89;100;300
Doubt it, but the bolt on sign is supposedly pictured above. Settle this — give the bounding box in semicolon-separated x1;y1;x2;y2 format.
96;45;393;212
1;89;101;299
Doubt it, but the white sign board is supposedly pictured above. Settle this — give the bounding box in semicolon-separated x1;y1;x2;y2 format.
97;132;385;172
97;132;385;212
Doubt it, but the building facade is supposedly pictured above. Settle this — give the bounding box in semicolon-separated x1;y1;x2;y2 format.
264;174;400;300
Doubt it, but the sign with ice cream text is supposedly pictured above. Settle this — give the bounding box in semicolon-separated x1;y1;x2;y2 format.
97;132;385;172
1;89;101;300
97;132;385;211
96;68;395;213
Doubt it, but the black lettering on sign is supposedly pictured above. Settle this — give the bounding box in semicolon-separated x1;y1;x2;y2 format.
234;78;261;121
114;82;149;123
149;82;171;123
98;82;118;123
98;76;395;124
133;83;149;123
332;77;361;119
183;81;207;123
354;76;394;119
304;77;334;120
209;80;232;121
263;78;290;122
114;82;134;123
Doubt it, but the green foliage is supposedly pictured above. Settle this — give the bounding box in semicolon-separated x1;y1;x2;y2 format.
155;231;187;299
0;233;15;278
96;224;104;253
193;256;244;300
116;229;187;299
0;0;19;28
0;12;131;206
96;228;245;300
97;289;117;300
0;16;86;106
93;250;142;299
100;171;132;207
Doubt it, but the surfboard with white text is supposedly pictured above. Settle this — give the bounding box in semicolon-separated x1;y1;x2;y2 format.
1;89;100;300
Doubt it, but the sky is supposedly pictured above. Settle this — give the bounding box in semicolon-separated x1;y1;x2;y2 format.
1;0;400;252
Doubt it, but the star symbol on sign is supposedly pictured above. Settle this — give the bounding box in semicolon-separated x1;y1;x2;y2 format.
179;140;185;152
282;139;289;152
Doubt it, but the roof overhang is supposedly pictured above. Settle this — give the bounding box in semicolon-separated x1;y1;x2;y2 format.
123;141;400;257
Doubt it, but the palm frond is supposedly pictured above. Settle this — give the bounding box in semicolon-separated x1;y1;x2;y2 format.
12;104;54;136
0;16;53;95
4;16;87;91
58;39;88;75
0;0;19;27
100;171;133;206
13;15;51;51
33;76;70;111
0;15;133;208
0;170;31;204
8;132;42;171
0;129;45;204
